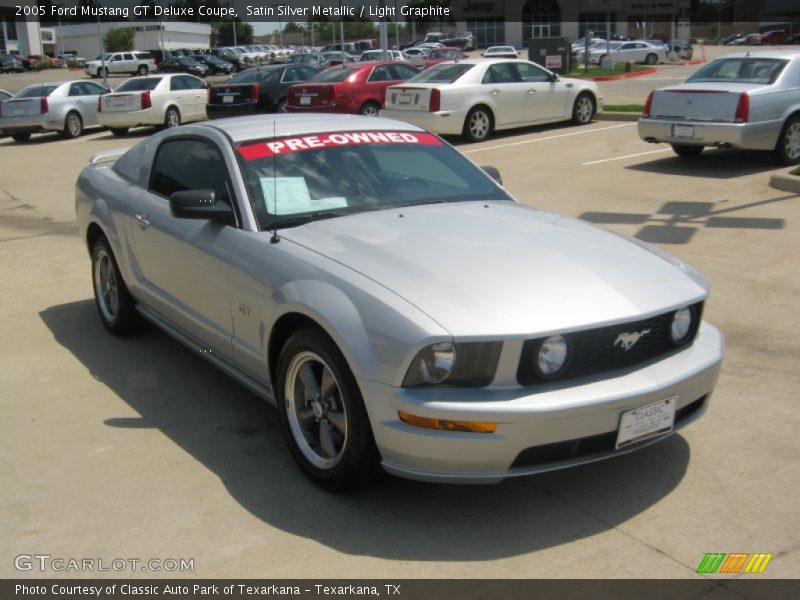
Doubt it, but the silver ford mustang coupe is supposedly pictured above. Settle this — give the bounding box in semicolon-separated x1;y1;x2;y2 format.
75;115;723;490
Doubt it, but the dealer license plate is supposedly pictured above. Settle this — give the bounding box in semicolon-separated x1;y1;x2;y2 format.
615;396;676;449
672;124;694;138
222;95;233;104
299;96;311;106
398;93;413;105
113;97;126;106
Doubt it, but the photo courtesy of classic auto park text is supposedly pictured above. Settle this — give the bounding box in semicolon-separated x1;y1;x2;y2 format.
1;0;799;591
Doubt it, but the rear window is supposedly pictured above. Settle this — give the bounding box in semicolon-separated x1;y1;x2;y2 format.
228;70;261;84
429;49;461;59
686;58;788;84
16;85;58;98
407;63;474;84
116;77;162;92
312;68;355;83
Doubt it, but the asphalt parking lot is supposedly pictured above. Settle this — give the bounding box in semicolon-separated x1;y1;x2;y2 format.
1;54;799;580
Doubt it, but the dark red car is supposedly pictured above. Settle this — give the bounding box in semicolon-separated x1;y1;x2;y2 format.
423;47;468;69
760;30;788;45
285;61;419;117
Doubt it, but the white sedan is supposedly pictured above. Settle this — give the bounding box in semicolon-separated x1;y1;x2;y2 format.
579;41;667;65
381;59;603;142
97;74;208;135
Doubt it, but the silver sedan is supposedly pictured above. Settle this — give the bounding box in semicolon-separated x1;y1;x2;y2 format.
0;80;110;142
75;115;723;490
638;50;800;164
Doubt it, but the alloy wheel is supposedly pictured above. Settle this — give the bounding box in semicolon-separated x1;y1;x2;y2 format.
469;110;490;139
93;247;119;322
784;122;800;161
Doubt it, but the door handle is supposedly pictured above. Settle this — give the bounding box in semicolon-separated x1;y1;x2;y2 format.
566;83;574;88
134;214;150;229
490;88;500;95
527;89;536;94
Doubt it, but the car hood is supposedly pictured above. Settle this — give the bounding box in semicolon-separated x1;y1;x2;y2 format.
281;201;707;337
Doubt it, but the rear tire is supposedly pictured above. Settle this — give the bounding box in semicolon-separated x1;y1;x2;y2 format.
772;115;800;165
63;111;83;139
12;132;31;143
671;144;704;158
91;236;143;336
645;53;658;65
572;93;595;125
275;329;383;492
462;106;493;142
163;106;181;129
276;99;286;113
358;101;380;117
110;127;129;136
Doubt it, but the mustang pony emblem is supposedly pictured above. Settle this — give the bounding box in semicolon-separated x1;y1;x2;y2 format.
614;329;651;351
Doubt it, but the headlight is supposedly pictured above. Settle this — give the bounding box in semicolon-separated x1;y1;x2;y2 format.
670;307;694;343
403;342;502;388
536;335;570;377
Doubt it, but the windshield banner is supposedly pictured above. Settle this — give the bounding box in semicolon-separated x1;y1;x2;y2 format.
238;131;442;160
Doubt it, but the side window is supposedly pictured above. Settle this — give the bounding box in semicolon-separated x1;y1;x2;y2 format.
281;68;302;83
68;83;83;96
111;54;121;62
123;53;134;61
368;65;393;82
390;64;418;80
184;76;206;90
482;63;519;84
149;139;233;209
83;81;107;95
170;76;187;91
515;62;550;82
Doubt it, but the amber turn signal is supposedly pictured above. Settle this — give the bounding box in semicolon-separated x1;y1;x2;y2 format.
398;411;496;433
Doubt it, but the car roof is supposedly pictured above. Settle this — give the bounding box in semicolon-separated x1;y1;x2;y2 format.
200;114;424;143
713;50;800;60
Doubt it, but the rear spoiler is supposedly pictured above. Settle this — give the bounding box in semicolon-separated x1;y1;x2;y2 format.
89;148;127;166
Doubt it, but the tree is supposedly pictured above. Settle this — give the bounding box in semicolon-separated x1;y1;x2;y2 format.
283;22;303;34
213;21;254;46
104;27;135;52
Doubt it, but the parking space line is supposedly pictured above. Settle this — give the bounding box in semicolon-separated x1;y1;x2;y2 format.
582;148;671;165
462;123;635;154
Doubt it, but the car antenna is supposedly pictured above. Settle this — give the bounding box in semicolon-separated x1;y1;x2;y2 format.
270;120;280;244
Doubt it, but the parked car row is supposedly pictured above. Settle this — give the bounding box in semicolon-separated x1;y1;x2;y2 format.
717;30;799;46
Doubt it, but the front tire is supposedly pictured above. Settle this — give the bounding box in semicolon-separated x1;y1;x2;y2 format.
772;115;800;165
91;237;143;335
276;329;382;492
99;67;108;78
671;143;704;158
11;132;31;143
110;127;129;136
645;53;658;65
463;106;493;142
163;106;181;129
137;65;148;76
63;111;83;138
572;93;595;125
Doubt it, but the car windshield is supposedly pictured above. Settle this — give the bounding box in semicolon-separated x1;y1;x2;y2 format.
236;130;511;230
686;58;788;84
16;85;58;98
115;77;162;92
429;49;461;59
407;63;474;83
312;68;355;83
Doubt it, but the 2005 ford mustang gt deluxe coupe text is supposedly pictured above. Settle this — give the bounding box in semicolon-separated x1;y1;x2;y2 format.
75;115;723;491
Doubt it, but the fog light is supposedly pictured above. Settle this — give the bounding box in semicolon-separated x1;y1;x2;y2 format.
671;307;693;343
398;411;496;433
537;335;569;376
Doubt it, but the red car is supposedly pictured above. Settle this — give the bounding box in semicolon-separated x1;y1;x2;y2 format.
423;47;468;69
760;30;788;45
21;54;61;70
285;61;419;117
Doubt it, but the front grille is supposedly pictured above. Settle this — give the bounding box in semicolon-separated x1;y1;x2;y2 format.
510;395;707;469
516;302;703;386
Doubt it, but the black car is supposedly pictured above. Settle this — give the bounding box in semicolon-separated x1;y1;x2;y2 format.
207;64;318;118
146;49;175;67
190;53;235;75
158;56;209;77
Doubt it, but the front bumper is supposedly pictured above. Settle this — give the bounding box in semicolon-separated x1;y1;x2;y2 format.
638;117;782;151
361;321;723;483
98;109;161;128
380;108;468;136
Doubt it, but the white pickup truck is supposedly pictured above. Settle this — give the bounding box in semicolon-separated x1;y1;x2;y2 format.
84;52;156;78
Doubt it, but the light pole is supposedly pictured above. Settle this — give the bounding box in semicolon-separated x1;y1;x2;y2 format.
96;19;107;87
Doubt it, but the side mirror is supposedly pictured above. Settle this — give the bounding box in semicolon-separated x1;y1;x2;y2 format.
481;165;503;185
169;190;233;224
549;72;560;82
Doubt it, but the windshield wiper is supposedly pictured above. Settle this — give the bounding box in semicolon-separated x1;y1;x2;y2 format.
268;210;351;230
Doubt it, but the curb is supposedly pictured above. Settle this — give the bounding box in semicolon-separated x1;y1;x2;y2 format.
596;111;640;122
769;169;800;194
586;68;659;81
